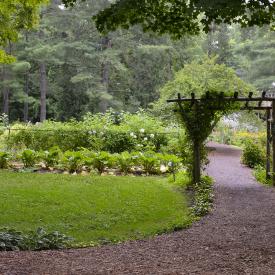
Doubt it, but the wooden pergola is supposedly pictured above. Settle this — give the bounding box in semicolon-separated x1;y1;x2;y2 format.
167;91;275;186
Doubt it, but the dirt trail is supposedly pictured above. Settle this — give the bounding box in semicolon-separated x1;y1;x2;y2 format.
1;143;275;274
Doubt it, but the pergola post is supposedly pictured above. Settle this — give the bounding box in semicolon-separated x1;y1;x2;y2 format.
266;109;271;180
272;101;275;186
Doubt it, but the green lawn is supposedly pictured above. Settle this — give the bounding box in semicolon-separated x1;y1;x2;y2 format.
0;171;192;247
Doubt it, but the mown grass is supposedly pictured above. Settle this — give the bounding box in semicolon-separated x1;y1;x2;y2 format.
0;171;192;247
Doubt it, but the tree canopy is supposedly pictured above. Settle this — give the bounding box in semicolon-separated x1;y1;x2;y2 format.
2;0;275;122
62;0;275;38
1;0;274;63
0;0;48;63
154;58;255;113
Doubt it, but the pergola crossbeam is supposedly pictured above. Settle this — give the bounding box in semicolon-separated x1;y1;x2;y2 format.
167;91;275;103
167;97;275;103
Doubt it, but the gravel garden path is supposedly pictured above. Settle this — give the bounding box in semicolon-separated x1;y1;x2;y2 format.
1;143;275;274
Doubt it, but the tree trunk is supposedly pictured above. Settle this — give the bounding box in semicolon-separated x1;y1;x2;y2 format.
206;22;216;57
99;36;112;113
23;72;29;122
2;67;9;115
39;63;47;122
23;32;30;122
192;139;201;184
2;83;9;115
2;42;12;116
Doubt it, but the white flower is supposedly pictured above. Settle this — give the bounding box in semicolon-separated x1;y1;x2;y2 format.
144;137;148;141
160;165;168;173
88;131;93;135
92;130;97;134
140;128;145;133
137;144;142;147
150;134;155;138
130;132;135;137
133;135;137;139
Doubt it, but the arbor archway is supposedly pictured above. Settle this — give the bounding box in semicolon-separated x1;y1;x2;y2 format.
167;91;275;185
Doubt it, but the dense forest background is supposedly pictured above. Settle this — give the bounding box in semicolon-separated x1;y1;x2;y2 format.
1;0;275;122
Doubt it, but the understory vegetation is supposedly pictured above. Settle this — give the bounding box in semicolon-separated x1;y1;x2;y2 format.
0;111;185;176
0;227;72;251
0;108;216;251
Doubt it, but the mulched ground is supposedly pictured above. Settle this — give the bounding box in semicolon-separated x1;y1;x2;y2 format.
1;143;275;275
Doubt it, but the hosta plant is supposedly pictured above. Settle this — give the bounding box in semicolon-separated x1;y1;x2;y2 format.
91;151;113;174
115;151;135;175
138;151;160;174
20;149;37;168
0;228;25;251
39;146;61;168
62;151;85;173
0;227;73;251
27;227;73;250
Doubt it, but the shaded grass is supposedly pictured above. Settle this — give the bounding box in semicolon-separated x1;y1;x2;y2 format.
0;171;192;247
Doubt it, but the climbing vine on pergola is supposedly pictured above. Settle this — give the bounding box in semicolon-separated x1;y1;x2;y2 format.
167;91;275;185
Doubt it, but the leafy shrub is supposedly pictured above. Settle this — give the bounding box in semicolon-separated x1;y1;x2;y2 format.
102;131;136;153
232;131;266;148
0;151;10;169
62;151;85;173
150;133;168;151
168;171;192;188
87;134;104;151
161;136;181;155
6;122;91;151
20;149;37;168
4;111;172;154
160;154;182;174
0;113;9;133
253;165;271;185
91;151;113;174
39;146;61;168
0;227;72;251
242;139;265;168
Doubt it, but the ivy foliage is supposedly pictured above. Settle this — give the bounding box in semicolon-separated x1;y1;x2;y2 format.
176;91;240;145
192;175;214;217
